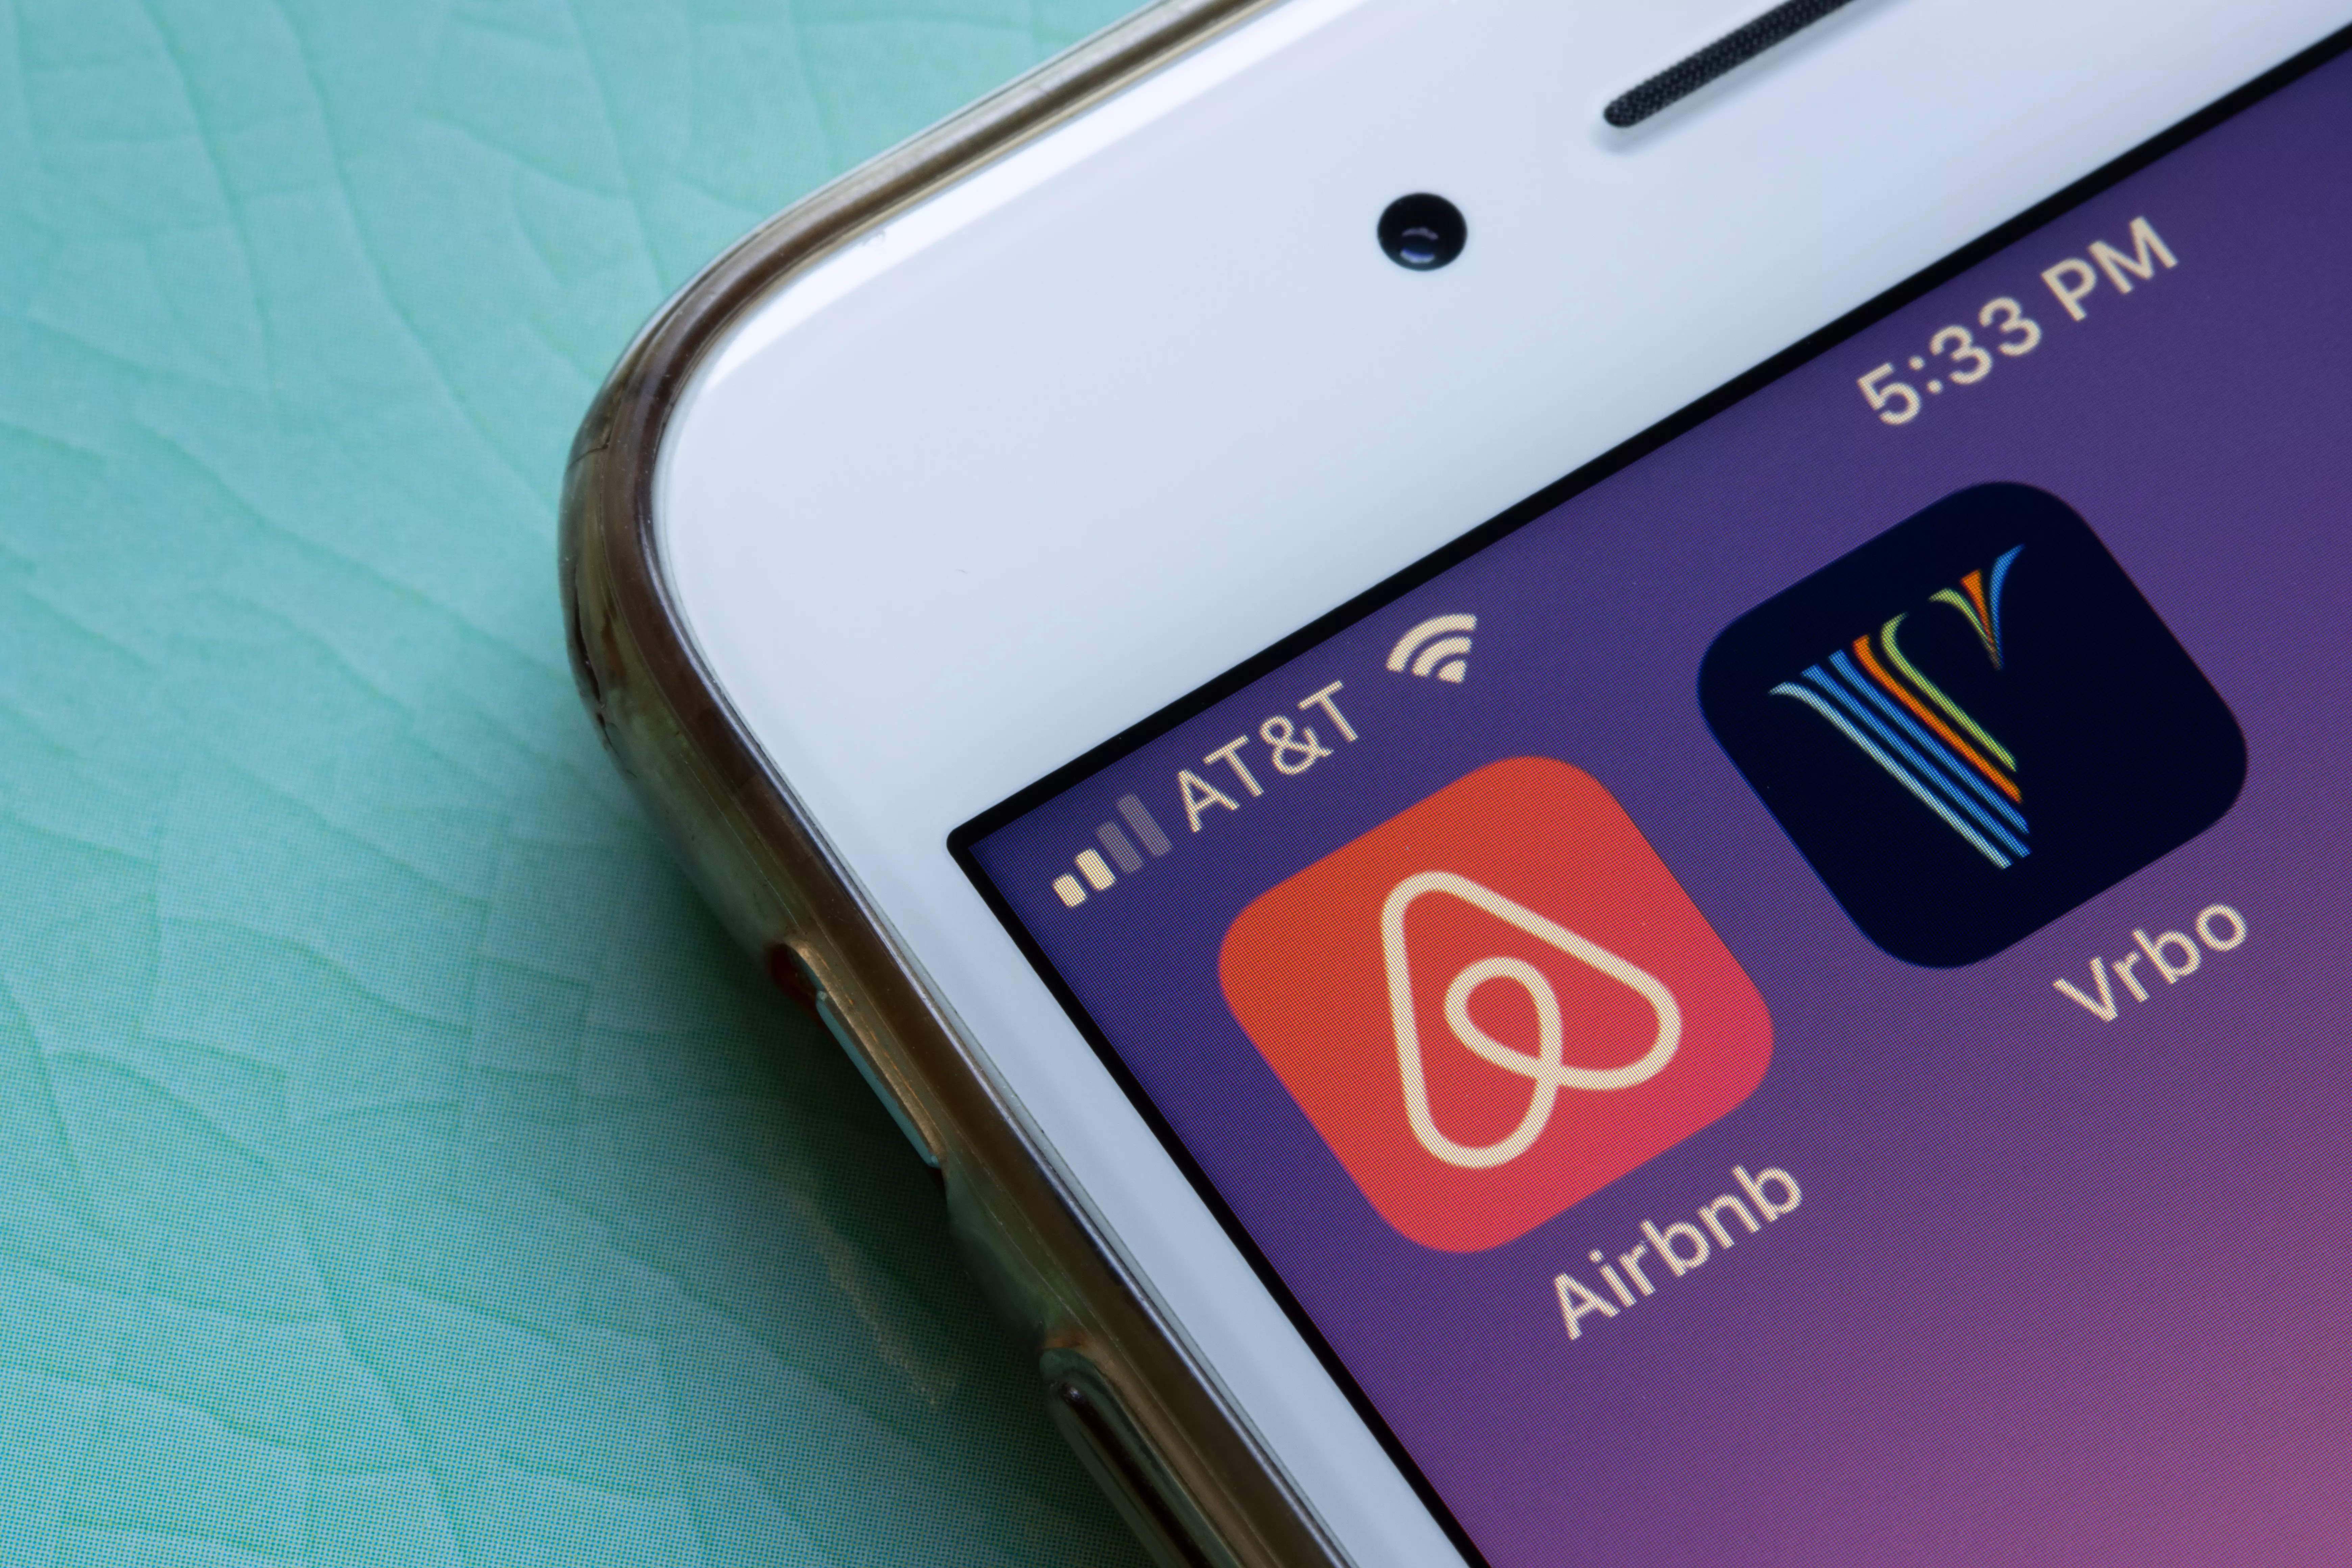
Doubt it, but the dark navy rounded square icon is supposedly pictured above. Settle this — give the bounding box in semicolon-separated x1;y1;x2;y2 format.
1699;483;2245;967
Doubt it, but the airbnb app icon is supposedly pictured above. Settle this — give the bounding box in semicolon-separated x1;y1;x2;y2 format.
1219;757;1772;1252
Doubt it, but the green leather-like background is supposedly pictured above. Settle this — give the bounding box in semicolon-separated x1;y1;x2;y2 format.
0;2;1153;1562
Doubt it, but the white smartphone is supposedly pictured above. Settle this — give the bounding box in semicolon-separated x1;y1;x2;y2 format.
562;3;2352;1564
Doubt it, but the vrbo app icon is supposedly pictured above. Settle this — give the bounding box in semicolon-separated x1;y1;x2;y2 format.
1699;484;2245;967
1219;758;1772;1253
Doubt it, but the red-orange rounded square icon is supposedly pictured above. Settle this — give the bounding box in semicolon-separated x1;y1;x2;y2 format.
1219;757;1772;1252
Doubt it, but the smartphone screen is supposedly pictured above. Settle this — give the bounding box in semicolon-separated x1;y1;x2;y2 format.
952;31;2352;1567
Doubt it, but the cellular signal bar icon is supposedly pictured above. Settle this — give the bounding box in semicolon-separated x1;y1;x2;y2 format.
1054;793;1174;907
1388;614;1477;683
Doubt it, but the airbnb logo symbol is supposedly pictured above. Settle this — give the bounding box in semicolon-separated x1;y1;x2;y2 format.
1221;758;1772;1252
1382;873;1681;1168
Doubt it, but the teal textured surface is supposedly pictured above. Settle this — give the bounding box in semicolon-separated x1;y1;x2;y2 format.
0;1;1151;1562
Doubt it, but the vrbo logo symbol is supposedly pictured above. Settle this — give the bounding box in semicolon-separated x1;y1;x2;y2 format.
2053;901;2248;1022
1221;758;1772;1253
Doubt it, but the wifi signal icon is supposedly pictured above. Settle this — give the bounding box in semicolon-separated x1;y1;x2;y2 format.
1387;614;1477;684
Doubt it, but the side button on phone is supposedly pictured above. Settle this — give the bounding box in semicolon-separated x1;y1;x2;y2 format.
815;991;941;1169
766;944;941;1168
1040;1347;1229;1568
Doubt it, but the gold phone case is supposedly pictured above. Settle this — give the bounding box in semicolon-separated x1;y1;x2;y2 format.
559;4;1346;1564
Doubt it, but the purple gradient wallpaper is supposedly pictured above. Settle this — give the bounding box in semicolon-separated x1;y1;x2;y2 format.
967;45;2352;1568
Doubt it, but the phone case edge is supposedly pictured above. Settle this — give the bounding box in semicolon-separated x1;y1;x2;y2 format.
557;5;1352;1566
